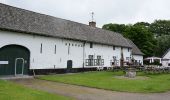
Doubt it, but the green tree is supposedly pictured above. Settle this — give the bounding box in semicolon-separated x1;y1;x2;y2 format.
134;22;150;27
155;35;170;57
124;25;157;57
102;23;157;57
150;20;170;36
102;23;126;34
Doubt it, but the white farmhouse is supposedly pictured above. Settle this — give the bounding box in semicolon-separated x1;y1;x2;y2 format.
162;48;170;67
0;3;143;75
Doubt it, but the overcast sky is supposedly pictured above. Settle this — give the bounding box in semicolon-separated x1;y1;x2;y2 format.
1;0;170;27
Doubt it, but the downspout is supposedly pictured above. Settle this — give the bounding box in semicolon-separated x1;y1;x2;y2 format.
83;41;86;72
120;47;124;67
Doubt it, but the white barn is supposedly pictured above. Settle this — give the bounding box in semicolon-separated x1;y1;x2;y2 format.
0;3;143;75
162;48;170;67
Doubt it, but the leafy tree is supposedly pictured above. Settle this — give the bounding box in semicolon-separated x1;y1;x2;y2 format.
102;20;170;58
102;23;126;34
102;23;157;57
155;35;170;57
150;20;170;36
124;25;157;57
134;22;150;27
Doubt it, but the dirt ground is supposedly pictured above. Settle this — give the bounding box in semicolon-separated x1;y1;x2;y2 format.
10;78;170;100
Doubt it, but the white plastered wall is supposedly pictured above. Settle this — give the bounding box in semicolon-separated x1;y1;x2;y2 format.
133;55;143;65
0;30;132;69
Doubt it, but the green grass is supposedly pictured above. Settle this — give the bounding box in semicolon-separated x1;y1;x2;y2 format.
0;80;72;100
39;71;170;93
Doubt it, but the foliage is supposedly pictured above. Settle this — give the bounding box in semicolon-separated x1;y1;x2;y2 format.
39;71;170;93
102;20;170;57
124;25;157;57
102;23;126;34
155;35;170;57
134;22;150;27
0;80;71;100
150;20;170;36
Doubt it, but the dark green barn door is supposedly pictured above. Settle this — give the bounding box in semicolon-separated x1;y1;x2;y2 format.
0;45;30;75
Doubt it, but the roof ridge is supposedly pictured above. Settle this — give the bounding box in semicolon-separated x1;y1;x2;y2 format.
0;3;132;47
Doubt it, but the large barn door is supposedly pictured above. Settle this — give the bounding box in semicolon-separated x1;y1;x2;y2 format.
0;45;30;76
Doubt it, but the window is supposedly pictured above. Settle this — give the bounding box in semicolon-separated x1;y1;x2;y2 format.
126;57;130;61
40;43;42;53
113;56;116;61
90;42;93;48
101;59;104;65
128;48;130;52
89;55;94;59
86;55;104;66
113;46;115;50
97;56;101;59
54;45;56;54
88;55;94;66
72;44;74;46
96;56;101;66
112;56;117;65
65;43;67;46
68;46;70;55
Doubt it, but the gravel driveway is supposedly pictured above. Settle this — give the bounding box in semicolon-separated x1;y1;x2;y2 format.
10;78;170;100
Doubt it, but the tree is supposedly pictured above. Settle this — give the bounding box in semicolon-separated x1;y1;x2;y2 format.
102;23;157;57
155;35;170;57
102;23;126;34
124;25;157;57
150;20;170;36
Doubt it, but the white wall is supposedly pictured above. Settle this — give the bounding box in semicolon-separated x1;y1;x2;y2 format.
0;30;83;69
123;48;131;62
162;50;170;67
133;55;143;65
0;30;132;69
84;43;131;67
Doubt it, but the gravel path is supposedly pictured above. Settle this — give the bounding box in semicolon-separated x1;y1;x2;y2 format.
10;78;170;100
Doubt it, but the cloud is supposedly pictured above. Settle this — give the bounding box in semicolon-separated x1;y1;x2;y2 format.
0;0;170;27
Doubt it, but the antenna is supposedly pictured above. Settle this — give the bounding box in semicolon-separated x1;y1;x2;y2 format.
91;12;94;22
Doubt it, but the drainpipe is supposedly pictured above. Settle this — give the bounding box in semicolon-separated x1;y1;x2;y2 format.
120;47;124;67
82;42;85;72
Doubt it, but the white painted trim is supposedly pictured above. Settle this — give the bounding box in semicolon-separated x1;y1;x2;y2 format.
0;61;9;64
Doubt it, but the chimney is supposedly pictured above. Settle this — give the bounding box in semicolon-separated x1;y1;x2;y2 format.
89;12;96;27
89;21;96;27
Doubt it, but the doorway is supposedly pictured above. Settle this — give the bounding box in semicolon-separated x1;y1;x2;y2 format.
67;60;73;72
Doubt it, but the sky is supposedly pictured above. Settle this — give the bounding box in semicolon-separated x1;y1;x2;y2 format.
1;0;170;28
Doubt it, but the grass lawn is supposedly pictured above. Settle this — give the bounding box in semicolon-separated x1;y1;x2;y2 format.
39;71;170;93
0;80;72;100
